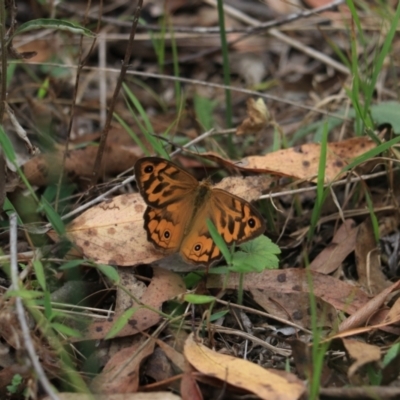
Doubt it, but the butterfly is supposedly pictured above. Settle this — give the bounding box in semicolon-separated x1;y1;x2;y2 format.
134;157;266;266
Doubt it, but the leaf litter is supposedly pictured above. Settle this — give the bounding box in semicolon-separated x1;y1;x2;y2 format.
2;1;400;399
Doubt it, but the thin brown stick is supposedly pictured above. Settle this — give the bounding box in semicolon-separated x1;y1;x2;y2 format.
55;0;99;211
90;0;143;185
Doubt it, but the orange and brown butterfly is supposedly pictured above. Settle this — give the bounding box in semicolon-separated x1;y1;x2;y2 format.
134;157;266;266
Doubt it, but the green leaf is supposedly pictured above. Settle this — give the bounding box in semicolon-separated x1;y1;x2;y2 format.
37;77;50;99
51;322;82;338
105;308;136;339
0;125;17;164
97;264;119;283
40;197;65;235
368;101;400;133
6;290;44;299
183;272;203;288
230;236;280;273
2;198;22;222
209;309;229;322
59;259;85;270
33;259;46;290
184;294;215;304
11;19;96;41
194;94;218;131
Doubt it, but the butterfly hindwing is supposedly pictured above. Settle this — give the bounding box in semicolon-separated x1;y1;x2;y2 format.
144;199;193;252
179;188;265;265
210;189;266;245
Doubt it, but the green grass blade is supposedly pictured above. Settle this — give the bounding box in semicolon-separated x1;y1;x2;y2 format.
206;219;232;265
308;123;329;241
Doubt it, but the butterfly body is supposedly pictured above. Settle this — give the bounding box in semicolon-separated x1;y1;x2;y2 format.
135;157;266;265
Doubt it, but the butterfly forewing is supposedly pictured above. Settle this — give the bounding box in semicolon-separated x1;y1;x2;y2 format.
135;157;198;208
135;157;266;266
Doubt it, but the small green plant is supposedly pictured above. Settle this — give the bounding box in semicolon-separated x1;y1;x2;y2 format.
6;374;23;394
193;93;218;131
206;219;280;304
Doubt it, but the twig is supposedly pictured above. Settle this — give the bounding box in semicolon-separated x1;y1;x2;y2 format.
22;61;349;117
91;0;143;184
58;0;344;35
0;0;8;123
9;213;59;400
204;0;349;75
55;0;99;211
260;168;396;200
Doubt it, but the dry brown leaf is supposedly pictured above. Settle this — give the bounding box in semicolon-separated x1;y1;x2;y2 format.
236;98;269;135
338;280;400;333
263;0;302;14
15;38;54;63
251;290;337;329
43;393;181;400
229;53;267;86
82;267;185;341
155;338;186;371
214;175;272;203
288;339;312;380
355;219;391;295
92;337;155;394
184;333;305;400
23;143;141;187
367;308;400;335
144;347;176;386
115;268;147;313
381;296;400;326
207;269;370;315
342;338;381;381
199;137;377;182
181;363;203;400
309;219;358;274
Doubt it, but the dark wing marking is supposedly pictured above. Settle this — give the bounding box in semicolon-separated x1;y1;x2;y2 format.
134;157;198;208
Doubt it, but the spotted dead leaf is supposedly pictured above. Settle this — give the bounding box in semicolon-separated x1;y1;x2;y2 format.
214;175;272;203
65;193;164;266
251;290;337;329
207;269;370;315
184;333;305;400
82;267;185;341
236;98;269;135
